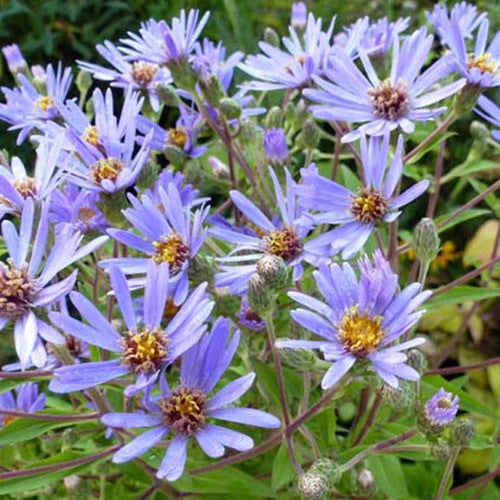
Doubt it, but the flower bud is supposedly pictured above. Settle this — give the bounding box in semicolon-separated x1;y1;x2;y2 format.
470;120;490;142
154;83;181;107
418;388;459;437
406;349;428;376
451;418;475;446
296;119;320;150
264;27;281;48
265;106;284;129
239;118;259;144
76;70;92;96
357;468;375;493
277;340;318;370
164;144;187;168
2;44;27;75
188;255;217;287
297;471;328;500
291;2;307;31
199;74;226;108
208;156;230;180
310;458;342;488
263;128;289;166
412;218;440;263
430;438;452;461
247;273;276;315
256;254;290;289
381;380;415;412
219;97;242;120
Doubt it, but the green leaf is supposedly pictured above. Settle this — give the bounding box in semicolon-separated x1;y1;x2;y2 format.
426;286;500;309
271;443;295;491
406;131;456;165
253;360;281;408
436;208;491;233
0;379;28;395
368;455;409;499
0;418;73;445
441;160;497;184
468;179;500;217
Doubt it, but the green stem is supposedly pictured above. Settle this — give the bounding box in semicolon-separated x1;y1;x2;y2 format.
435;447;460;500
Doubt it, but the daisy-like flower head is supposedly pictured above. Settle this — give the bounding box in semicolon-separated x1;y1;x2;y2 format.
0;135;67;220
298;134;429;259
357;17;410;58
263;128;289;165
423;388;459;428
239;12;335;91
100;183;209;305
426;2;486;46
0;382;45;426
441;13;499;89
49;183;108;234
49;261;214;396
62;88;152;194
101;318;280;481
0;199;107;368
475;95;500;140
2;43;27;75
277;250;431;389
305;27;466;142
77;40;172;112
0;63;72;144
137;105;207;159
211;167;316;295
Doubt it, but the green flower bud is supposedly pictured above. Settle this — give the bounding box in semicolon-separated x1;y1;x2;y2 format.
297;471;328;500
296;119;320;150
406;349;428;376
451;418;475;446
263;27;280;48
470;120;490;141
357;468;375;493
199;74;226;108
277;340;318;370
265;106;284;129
164;144;187;168
97;191;129;228
310;458;342;489
219;97;242;120
154;83;181;107
188;255;217;287
247;273;276;315
239;118;259;144
430;438;452;461
412;218;440;263
256;254;289;289
381;380;416;412
75;70;92;96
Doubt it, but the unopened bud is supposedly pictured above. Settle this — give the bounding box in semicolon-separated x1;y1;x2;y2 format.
208;156;230;179
357;468;375;492
310;458;342;488
291;2;308;31
297;471;328;500
265;106;284;129
412;218;440;263
76;70;92;96
430;438;452;461
219;97;241;120
406;349;428;375
296;119;320;150
470;120;490;141
264;27;280;48
263;128;289;166
164;144;187;168
247;273;276;315
256;254;289;289
154;83;181;107
381;380;415;412
451;418;474;446
277;340;318;370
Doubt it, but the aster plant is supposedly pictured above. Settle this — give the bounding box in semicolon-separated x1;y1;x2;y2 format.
0;3;497;499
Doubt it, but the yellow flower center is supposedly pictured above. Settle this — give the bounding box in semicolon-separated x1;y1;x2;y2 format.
467;53;497;74
368;79;409;121
89;158;124;185
35;96;54;111
263;224;302;261
152;233;190;274
131;61;159;86
351;187;388;224
0;260;37;318
160;386;206;435
338;306;385;355
119;328;168;374
168;127;188;149
13;177;37;199
82;125;99;146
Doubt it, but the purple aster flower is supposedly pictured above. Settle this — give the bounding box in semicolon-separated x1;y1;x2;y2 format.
276;250;431;389
237;298;266;332
263;128;289;165
291;2;308;31
438;14;499;89
136;105;207;159
102;318;280;481
78;40;172;112
305;27;466;142
426;2;486;46
333;17;370;59
0;200;107;368
49;183;108;234
100;184;209;304
49;261;213;396
475;95;500;140
423;388;459;428
2;44;27;75
298;134;429;259
211;167;316;295
239;12;335;91
62;88;152;194
0;63;72;144
0;135;67;219
0;382;45;425
117;19;167;65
